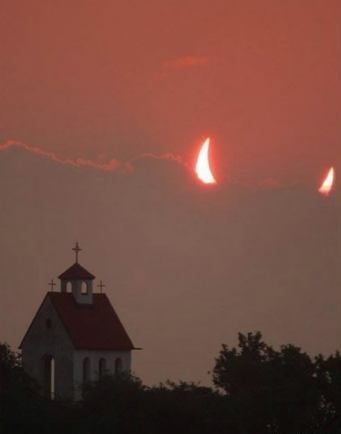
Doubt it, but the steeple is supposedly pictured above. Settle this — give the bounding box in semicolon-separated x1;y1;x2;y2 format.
58;242;95;304
72;241;82;263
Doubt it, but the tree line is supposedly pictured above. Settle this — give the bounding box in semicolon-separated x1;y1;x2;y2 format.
1;332;341;434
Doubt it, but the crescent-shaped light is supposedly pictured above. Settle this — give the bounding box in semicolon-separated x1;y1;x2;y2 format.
319;167;335;196
195;137;216;184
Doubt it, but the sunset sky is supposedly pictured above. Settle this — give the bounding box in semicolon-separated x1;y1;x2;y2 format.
1;0;341;385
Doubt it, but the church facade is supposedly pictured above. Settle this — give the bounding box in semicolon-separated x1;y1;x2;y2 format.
20;244;135;401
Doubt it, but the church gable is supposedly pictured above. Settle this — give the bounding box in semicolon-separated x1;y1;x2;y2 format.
20;294;74;352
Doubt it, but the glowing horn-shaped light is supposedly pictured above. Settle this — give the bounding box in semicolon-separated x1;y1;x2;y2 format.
195;137;216;184
319;167;335;196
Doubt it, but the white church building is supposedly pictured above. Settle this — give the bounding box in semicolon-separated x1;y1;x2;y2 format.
20;243;136;401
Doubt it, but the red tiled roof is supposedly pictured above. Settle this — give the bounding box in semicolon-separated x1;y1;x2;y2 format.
48;292;134;351
58;262;95;280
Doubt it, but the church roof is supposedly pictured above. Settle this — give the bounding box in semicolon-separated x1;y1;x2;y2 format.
35;292;134;351
58;262;95;281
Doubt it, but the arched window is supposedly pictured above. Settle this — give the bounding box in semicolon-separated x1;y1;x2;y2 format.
43;355;55;400
82;357;91;383
115;358;122;374
66;282;72;293
98;358;107;379
81;281;88;294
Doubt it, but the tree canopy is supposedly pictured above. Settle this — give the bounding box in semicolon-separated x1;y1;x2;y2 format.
1;333;341;434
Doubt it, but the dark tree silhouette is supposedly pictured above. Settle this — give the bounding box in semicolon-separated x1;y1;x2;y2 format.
316;351;341;433
82;374;232;434
82;372;147;434
212;332;321;434
3;334;341;434
0;343;82;434
144;381;232;434
0;343;45;433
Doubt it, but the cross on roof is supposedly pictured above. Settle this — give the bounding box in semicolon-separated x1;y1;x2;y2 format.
97;280;105;293
49;279;56;291
72;241;82;263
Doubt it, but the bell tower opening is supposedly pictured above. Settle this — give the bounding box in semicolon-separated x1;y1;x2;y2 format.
81;281;88;294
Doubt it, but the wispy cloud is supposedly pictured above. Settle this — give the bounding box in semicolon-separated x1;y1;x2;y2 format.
0;140;184;174
133;152;183;164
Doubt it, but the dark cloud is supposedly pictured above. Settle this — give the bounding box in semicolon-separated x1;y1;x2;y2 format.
0;146;340;385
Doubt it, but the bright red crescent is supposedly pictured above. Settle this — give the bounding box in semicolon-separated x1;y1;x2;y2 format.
195;138;216;184
319;167;335;196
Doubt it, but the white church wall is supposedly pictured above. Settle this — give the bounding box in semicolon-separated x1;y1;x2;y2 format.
21;296;74;401
73;349;131;400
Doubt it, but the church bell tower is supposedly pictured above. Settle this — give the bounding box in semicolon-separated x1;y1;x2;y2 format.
58;242;95;304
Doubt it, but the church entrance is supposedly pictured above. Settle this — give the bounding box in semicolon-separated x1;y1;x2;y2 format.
42;355;55;400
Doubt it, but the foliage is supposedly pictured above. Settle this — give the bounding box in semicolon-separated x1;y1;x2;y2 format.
0;343;81;434
315;351;341;432
82;372;146;434
82;374;231;434
2;334;341;434
213;332;322;434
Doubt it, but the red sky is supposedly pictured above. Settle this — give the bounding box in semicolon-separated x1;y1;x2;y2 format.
1;1;341;384
2;1;341;181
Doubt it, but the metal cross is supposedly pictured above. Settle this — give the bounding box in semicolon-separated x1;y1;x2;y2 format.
49;279;56;291
72;241;82;263
97;280;105;293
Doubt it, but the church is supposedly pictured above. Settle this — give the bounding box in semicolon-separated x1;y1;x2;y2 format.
20;243;136;401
